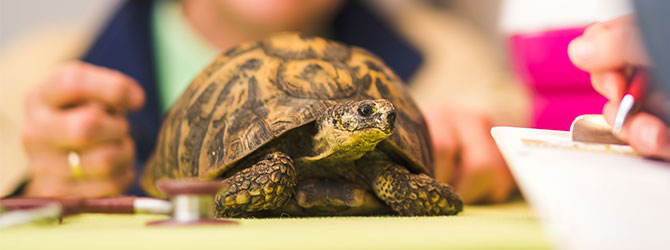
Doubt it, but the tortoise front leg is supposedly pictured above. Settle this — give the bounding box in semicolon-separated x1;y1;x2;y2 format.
366;162;463;216
215;152;296;217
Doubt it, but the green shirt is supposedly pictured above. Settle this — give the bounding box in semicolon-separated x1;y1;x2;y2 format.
152;0;219;113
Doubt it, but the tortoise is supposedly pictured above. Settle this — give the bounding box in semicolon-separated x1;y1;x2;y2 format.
141;33;463;217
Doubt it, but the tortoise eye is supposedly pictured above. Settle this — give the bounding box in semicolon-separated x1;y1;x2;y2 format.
358;104;374;117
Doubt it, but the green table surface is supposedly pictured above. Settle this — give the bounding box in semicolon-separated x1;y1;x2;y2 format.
0;202;551;250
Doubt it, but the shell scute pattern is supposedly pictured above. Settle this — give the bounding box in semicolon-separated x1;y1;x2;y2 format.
143;33;433;195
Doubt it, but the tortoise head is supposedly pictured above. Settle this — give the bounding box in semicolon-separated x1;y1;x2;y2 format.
312;99;396;161
325;99;396;135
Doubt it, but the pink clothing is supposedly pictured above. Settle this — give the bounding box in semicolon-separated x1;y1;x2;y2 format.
509;27;607;130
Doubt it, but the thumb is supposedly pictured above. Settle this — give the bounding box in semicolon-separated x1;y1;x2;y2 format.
568;15;651;71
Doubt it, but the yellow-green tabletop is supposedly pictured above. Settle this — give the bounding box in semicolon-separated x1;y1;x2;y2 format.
0;202;551;250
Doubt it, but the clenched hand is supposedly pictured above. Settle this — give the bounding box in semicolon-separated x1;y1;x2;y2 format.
22;62;145;197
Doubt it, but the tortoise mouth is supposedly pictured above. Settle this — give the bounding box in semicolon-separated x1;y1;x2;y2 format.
383;110;396;134
381;124;394;135
362;126;394;143
386;111;396;125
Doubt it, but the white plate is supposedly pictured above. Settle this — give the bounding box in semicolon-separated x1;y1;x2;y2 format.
491;126;670;250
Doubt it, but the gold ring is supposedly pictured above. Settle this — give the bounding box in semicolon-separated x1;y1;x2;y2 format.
67;151;84;180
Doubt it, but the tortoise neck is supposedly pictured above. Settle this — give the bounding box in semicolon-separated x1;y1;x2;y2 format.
299;124;378;164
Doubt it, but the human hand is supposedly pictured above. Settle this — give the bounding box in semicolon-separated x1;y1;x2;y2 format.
568;15;670;160
22;62;146;197
421;105;515;204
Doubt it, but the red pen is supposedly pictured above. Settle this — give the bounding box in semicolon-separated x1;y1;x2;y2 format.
612;68;648;135
0;197;171;229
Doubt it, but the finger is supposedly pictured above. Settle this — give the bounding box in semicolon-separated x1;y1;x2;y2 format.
420;105;461;183
432;112;461;183
590;71;627;101
455;167;495;204
26;167;135;198
485;166;515;204
28;154;72;185
432;125;460;184
24;177;73;197
568;16;650;71
602;101;619;128
452;113;511;204
449;114;489;203
41;103;129;149
73;167;135;197
420;105;460;149
79;137;135;179
623;113;670;160
603;101;632;141
27;138;134;181
433;147;458;184
603;100;634;141
40;62;145;111
603;103;670;160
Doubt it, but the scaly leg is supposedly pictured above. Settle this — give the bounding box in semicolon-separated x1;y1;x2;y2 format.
367;162;463;216
215;152;296;217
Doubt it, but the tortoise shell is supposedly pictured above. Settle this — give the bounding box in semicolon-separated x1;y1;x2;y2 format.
143;33;433;194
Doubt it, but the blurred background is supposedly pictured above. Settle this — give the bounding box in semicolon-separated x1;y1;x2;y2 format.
1;2;664;249
0;0;633;196
0;0;498;51
0;0;632;130
0;0;118;49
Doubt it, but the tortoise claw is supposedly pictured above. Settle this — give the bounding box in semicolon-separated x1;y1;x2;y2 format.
215;152;296;217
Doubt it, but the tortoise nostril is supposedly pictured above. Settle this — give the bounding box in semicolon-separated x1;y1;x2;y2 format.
387;111;396;124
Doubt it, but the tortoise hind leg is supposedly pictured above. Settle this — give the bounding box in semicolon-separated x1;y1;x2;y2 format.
215;152;296;217
366;162;463;216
